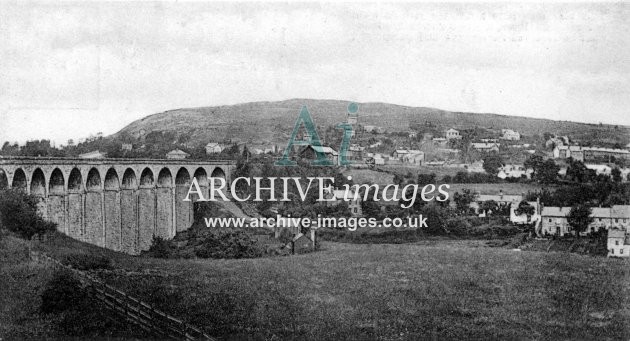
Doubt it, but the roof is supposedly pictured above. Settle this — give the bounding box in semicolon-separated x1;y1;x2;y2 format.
583;147;629;154
477;194;523;203
310;145;338;156
78;150;106;159
472;143;499;149
611;205;630;218
205;142;221;148
446;128;459;133
542;205;630;219
167;149;189;156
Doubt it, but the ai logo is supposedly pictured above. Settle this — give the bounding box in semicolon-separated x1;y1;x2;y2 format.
275;103;358;166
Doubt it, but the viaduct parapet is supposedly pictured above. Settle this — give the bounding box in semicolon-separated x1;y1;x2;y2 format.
0;157;234;254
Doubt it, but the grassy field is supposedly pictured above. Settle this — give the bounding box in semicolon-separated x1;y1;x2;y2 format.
6;232;625;340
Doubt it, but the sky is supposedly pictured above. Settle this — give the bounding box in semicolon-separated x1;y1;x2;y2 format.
1;2;629;145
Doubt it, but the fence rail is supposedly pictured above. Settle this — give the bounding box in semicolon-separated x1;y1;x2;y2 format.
29;250;215;341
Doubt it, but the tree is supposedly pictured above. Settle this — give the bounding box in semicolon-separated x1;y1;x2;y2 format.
480;200;498;217
417;173;436;185
536;159;560;184
515;201;535;220
0;189;56;239
611;168;622;183
453;189;476;214
567;205;593;238
482;153;503;176
566;159;590;183
524;154;544;178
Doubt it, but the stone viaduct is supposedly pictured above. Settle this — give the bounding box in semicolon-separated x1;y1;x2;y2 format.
0;157;234;254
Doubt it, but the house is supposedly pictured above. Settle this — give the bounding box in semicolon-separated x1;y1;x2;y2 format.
372;154;385;165
470;192;523;215
79;150;107;159
608;229;630;258
347;144;365;159
364;125;385;134
501;129;521;141
166;149;190;159
583;147;630;161
300;145;339;165
471;142;500;152
205;142;224;154
291;233;315;254
540;205;630;237
402;152;425;165
121;143;133;151
445;128;461;140
325;189;362;217
432;137;448;146
553;145;584;161
497;164;533;179
408;131;418;138
480;138;498;143
585;164;612;176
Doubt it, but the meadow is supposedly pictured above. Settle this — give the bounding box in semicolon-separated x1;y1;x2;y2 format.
3;232;627;340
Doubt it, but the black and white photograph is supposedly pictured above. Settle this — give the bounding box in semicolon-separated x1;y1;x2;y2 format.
1;1;629;340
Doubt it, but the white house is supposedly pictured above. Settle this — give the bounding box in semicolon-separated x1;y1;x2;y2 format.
501;129;521;141
553;145;584;161
471;142;500;152
166;149;190;159
445;128;461;140
205;142;224;154
608;229;630;258
585;164;612;176
497;164;533;180
79;150;107;159
541;205;630;237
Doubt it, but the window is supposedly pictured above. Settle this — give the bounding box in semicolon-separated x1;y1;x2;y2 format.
615;219;619;223
612;249;615;254
621;249;624;254
616;240;619;245
598;218;602;222
549;219;552;223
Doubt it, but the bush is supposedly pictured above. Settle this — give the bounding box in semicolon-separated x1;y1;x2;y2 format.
61;253;113;271
194;231;264;259
148;236;174;258
0;189;56;239
40;272;86;314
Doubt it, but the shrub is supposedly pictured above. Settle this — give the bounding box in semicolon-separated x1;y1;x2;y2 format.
148;236;174;258
0;189;56;239
40;272;86;314
194;231;264;259
61;253;113;271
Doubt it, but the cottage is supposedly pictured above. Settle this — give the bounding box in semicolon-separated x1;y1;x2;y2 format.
300;145;339;165
553;145;584;161
608;229;630;258
585;164;612;176
501;129;521;141
497;164;533;180
166;149;190;159
205;142;224;154
79;150;107;159
445;128;461;140
540;205;630;237
121;143;133;151
471;142;500;152
470;192;523;215
583;147;630;161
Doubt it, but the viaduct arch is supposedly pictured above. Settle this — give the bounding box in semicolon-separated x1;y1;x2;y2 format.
0;157;234;254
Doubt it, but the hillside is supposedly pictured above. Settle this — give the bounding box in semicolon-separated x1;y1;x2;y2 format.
115;98;630;147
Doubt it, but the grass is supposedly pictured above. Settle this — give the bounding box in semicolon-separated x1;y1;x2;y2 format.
1;229;628;340
13;231;627;340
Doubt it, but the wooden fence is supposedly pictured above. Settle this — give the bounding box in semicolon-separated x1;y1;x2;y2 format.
30;250;215;341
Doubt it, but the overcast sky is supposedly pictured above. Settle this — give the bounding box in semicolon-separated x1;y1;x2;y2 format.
1;2;629;145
